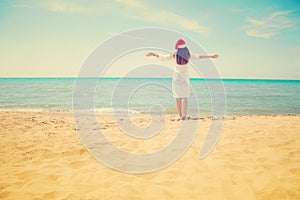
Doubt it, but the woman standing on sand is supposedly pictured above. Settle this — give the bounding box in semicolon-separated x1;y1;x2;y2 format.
146;39;218;120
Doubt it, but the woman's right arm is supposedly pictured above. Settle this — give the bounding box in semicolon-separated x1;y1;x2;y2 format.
146;52;173;61
145;52;159;58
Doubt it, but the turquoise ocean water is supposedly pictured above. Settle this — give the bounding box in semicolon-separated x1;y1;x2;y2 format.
0;78;299;115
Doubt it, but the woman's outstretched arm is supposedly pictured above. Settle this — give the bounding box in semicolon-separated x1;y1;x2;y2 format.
199;54;218;59
190;54;218;59
146;52;173;61
145;52;159;58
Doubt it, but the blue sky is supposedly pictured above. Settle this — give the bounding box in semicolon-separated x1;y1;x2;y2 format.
0;0;300;79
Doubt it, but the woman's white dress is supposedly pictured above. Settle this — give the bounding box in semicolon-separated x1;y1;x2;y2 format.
172;64;190;98
159;53;198;98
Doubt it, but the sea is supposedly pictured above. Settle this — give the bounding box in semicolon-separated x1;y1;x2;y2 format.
0;78;299;116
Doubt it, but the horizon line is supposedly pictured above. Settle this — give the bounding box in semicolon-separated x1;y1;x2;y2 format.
0;77;299;81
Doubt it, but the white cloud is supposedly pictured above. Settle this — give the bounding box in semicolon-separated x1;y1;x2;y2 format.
40;1;97;14
116;0;146;9
10;0;209;34
116;0;209;35
11;0;108;14
245;10;297;39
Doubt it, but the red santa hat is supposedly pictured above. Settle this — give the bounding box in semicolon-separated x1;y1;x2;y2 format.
175;39;186;49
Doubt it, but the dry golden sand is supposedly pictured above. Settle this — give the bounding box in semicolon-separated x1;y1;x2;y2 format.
0;111;300;200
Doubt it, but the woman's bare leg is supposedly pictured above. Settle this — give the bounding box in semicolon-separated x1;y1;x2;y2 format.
181;98;188;120
176;98;182;118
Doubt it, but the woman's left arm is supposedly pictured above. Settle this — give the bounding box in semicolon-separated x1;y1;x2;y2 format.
199;54;218;59
191;54;218;59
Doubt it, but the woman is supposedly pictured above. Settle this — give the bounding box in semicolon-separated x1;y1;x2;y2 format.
146;39;218;120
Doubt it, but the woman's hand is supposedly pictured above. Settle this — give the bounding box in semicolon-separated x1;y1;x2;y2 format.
145;52;154;57
211;54;218;59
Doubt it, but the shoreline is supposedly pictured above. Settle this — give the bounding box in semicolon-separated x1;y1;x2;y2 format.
0;109;299;116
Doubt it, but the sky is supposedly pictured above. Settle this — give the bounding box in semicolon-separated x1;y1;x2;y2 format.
0;0;300;79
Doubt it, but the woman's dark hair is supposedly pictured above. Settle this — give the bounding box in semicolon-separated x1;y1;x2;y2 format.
176;47;190;65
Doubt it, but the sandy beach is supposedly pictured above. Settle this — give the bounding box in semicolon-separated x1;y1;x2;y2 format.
0;111;299;199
